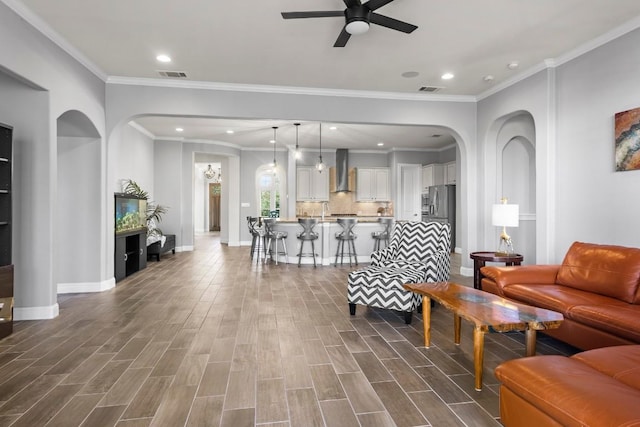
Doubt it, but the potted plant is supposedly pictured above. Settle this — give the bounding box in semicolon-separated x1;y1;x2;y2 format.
122;179;168;240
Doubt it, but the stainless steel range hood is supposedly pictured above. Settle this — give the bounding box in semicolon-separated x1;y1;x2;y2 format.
335;149;350;192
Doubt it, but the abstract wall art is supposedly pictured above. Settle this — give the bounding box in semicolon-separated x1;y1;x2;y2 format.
615;107;640;171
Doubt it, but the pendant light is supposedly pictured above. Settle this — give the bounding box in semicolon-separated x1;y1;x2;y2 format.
294;123;301;160
204;164;215;179
316;123;325;172
204;164;221;183
271;126;278;168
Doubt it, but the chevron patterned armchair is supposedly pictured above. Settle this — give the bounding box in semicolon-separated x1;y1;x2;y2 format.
347;221;451;324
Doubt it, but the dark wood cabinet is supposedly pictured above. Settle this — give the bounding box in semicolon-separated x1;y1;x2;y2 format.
0;124;13;339
114;229;147;282
147;234;175;261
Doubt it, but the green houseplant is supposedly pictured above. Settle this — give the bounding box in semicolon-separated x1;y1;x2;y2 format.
122;179;168;239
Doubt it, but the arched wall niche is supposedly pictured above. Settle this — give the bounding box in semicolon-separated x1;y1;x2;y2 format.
485;111;537;264
56;109;107;293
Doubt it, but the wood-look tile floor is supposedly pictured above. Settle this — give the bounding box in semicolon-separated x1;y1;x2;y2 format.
0;233;578;427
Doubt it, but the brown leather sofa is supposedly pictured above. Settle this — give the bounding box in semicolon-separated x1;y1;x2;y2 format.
481;241;640;350
495;345;640;426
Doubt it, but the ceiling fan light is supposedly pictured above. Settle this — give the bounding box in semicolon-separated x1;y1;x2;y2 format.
345;20;369;35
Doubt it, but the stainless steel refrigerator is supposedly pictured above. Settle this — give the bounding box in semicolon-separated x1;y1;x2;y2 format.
422;184;455;252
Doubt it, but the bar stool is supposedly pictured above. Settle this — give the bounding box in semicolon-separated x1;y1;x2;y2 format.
263;218;288;265
296;218;319;267
372;217;393;252
247;216;266;263
335;218;358;267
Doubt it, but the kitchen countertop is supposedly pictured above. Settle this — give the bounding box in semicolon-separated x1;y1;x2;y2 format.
273;216;392;224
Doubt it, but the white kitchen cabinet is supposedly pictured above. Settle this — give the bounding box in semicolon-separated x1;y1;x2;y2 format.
297;166;329;201
444;161;456;184
422;164;444;191
356;168;390;201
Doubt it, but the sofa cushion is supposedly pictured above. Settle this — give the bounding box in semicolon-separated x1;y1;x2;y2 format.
495;353;640;426
556;241;640;303
502;284;613;315
568;304;640;344
572;345;640;390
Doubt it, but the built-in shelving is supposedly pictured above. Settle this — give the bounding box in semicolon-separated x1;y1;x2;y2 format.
0;123;13;339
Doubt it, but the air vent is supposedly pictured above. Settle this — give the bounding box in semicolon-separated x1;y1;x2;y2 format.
157;70;188;78
419;86;443;93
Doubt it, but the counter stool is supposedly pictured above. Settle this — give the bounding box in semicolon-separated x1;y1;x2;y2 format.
372;217;393;252
247;216;266;263
263;218;288;265
335;218;358;267
296;218;319;267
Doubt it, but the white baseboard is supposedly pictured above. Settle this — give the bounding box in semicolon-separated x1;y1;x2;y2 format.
459;266;473;277
455;247;462;254
14;303;59;320
177;246;193;252
57;278;115;294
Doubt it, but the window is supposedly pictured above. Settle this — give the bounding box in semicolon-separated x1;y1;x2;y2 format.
256;165;284;217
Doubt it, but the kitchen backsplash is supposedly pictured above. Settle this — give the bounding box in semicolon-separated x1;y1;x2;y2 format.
296;192;392;217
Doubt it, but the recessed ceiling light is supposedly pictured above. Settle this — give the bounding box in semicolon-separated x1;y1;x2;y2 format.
226;130;234;134
401;71;420;78
156;54;172;63
441;72;454;80
175;127;184;132
329;126;337;130
377;142;384;146
269;139;275;144
483;75;495;82
507;61;519;70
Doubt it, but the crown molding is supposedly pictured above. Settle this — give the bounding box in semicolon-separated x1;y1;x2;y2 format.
553;14;640;67
476;61;549;101
478;15;640;101
127;121;155;139
106;76;477;103
2;0;107;82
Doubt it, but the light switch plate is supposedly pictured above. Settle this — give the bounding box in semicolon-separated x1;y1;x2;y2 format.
241;202;250;207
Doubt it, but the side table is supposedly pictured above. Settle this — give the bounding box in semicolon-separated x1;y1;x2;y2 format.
470;252;523;290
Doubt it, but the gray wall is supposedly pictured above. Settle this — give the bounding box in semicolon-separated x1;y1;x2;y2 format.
477;26;640;263
0;2;106;318
0;70;52;311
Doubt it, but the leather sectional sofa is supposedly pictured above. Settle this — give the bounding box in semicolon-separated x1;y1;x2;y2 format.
480;241;640;350
482;241;640;426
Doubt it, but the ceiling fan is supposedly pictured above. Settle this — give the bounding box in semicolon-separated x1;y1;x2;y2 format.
281;0;418;47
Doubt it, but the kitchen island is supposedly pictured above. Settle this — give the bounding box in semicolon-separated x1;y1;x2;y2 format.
265;217;393;265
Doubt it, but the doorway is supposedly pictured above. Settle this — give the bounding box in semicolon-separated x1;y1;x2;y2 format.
397;164;422;221
209;183;221;231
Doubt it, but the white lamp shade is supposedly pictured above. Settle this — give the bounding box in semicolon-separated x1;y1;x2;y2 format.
492;204;519;227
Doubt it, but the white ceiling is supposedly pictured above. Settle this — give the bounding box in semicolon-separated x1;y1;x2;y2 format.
10;0;640;150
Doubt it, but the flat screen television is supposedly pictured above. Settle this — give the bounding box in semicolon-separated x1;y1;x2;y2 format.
114;193;147;234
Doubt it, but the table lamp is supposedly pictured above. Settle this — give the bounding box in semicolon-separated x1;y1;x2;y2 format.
492;198;519;256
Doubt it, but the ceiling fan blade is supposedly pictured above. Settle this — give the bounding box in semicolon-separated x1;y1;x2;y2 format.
343;0;362;8
364;0;395;11
370;13;417;33
281;11;344;19
334;27;352;47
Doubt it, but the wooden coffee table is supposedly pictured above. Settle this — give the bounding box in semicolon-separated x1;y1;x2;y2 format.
403;281;563;391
